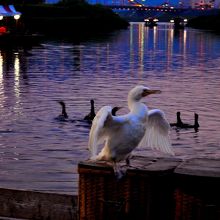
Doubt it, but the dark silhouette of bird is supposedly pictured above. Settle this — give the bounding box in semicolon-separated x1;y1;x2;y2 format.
170;112;183;127
194;113;200;129
55;101;68;121
170;112;200;131
111;106;122;116
84;99;96;122
56;99;122;123
84;100;122;124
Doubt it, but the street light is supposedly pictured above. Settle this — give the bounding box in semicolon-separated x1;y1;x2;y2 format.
14;14;21;20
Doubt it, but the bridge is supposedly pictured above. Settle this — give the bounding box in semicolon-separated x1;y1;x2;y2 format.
86;0;219;21
87;0;177;7
109;5;182;12
107;4;219;22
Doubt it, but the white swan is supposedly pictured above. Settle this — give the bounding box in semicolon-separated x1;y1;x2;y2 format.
88;85;174;175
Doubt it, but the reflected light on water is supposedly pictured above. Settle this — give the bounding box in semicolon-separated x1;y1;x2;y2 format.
138;23;144;74
0;52;4;108
0;52;3;86
14;54;20;98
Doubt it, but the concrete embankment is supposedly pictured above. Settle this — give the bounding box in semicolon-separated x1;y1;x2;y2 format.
0;188;78;220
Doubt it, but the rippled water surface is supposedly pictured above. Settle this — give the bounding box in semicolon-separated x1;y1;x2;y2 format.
0;23;220;194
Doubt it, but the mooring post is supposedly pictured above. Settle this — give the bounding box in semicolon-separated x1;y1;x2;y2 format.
78;156;181;220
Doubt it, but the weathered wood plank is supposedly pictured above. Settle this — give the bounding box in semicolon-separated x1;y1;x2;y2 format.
79;156;182;174
175;158;220;177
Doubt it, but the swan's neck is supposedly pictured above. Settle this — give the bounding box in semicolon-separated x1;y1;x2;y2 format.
128;98;148;117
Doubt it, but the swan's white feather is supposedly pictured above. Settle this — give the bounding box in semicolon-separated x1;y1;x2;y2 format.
138;109;174;155
88;106;112;158
89;106;131;159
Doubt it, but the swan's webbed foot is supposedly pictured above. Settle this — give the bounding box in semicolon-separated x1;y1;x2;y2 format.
113;162;127;180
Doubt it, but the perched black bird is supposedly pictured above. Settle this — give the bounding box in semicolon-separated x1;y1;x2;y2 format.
84;100;122;123
194;113;200;129
112;106;122;116
170;112;183;127
56;99;122;124
170;112;200;131
55;101;68;121
84;99;96;122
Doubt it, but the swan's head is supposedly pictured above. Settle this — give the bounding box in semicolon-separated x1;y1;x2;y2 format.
128;85;161;102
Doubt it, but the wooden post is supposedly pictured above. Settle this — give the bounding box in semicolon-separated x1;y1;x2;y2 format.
174;158;220;220
78;156;181;220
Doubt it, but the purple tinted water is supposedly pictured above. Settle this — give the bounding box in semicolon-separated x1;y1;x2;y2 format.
0;23;219;194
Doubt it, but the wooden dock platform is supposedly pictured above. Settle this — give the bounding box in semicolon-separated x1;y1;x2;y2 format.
78;156;220;220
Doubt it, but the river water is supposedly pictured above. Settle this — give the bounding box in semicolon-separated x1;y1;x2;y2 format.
0;22;220;195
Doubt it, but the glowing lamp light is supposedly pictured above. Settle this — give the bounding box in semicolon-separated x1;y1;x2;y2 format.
154;18;159;22
144;19;149;21
0;16;3;20
184;19;188;22
0;26;6;33
14;14;21;20
170;19;174;23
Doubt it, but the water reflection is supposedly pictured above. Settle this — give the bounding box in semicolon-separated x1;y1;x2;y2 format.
129;23;192;73
0;23;220;194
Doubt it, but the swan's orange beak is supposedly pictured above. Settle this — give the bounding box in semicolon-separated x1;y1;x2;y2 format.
142;89;161;97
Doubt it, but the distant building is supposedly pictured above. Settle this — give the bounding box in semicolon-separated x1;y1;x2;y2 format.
180;0;219;8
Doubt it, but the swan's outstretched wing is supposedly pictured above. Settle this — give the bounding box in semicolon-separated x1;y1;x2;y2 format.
138;109;174;155
88;106;112;158
88;105;129;159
